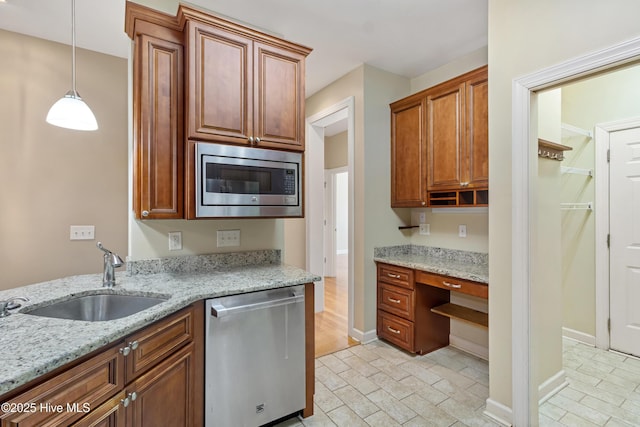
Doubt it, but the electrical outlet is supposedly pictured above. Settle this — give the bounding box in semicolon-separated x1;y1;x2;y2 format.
419;212;426;224
458;224;467;238
419;223;430;235
168;231;182;250
217;229;240;247
70;225;95;240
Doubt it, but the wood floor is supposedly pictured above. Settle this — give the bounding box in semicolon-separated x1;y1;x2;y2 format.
315;254;359;357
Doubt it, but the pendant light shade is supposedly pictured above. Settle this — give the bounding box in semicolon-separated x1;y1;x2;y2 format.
46;0;98;131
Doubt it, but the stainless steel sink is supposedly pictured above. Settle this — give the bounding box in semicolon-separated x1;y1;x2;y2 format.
24;293;168;321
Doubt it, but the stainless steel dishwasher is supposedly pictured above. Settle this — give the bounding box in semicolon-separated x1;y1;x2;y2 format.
205;285;306;427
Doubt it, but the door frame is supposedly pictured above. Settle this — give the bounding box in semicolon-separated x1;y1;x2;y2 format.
306;96;355;336
594;117;640;350
511;36;640;426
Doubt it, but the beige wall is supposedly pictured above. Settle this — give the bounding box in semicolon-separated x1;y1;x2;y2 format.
324;131;348;170
0;30;128;290
488;0;640;411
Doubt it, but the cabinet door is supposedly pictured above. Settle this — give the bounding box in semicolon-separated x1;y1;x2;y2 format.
427;82;465;191
390;97;426;207
187;21;253;145
253;42;306;151
125;343;199;427
465;70;488;188
134;31;184;219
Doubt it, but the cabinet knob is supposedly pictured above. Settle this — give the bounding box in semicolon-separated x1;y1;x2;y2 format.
129;392;138;402
421;201;426;206
121;396;131;408
141;210;149;217
119;346;131;357
248;137;254;144
255;137;261;144
129;340;139;350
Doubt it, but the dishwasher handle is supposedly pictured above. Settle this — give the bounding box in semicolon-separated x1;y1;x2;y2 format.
211;294;304;318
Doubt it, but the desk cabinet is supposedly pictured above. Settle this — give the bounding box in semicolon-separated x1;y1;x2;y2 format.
376;262;488;354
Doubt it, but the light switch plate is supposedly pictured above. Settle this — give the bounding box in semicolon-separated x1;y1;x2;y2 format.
70;225;95;240
217;229;240;247
419;224;430;235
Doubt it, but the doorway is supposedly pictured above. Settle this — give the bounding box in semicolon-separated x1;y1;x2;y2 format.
512;36;640;425
306;97;356;357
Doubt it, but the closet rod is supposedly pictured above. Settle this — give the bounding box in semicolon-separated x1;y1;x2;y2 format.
560;202;593;211
561;166;593;177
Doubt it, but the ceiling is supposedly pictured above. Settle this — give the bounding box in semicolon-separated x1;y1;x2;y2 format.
0;0;487;97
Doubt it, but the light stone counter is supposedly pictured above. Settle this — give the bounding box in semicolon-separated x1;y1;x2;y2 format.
0;250;320;396
373;245;488;283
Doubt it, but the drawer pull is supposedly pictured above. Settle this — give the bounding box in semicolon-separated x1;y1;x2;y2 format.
387;297;401;304
387;326;401;334
443;281;462;289
387;273;401;279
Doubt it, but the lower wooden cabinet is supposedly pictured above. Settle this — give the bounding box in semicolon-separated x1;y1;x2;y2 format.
0;304;204;427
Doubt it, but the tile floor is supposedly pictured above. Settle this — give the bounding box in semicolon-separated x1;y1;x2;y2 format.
276;340;501;427
275;338;640;427
539;338;640;427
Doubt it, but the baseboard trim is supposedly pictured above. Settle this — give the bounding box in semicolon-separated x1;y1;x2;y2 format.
562;327;596;346
484;398;512;426
538;369;568;404
449;334;488;360
351;328;377;344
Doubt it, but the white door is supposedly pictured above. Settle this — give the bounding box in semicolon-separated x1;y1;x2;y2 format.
610;125;640;356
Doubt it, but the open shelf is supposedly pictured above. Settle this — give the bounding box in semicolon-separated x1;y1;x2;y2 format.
428;189;488;207
431;303;488;328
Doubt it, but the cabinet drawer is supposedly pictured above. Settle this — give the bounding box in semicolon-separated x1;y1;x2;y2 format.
125;306;194;381
0;343;124;427
416;271;488;299
377;283;414;321
377;311;414;352
377;263;414;289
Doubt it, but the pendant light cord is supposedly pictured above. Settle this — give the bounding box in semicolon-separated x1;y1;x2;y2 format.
71;0;77;94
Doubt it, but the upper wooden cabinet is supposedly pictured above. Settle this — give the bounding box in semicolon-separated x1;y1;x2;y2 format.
426;66;488;206
390;96;427;207
125;2;311;219
389;66;488;208
183;9;311;151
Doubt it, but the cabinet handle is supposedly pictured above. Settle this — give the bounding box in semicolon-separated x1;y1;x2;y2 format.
119;345;131;356
129;340;139;350
442;281;462;289
387;297;401;304
387;326;401;334
141;210;149;217
461;182;469;187
121;396;131;408
387;273;401;279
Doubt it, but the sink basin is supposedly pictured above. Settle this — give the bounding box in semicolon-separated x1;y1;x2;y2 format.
24;293;168;321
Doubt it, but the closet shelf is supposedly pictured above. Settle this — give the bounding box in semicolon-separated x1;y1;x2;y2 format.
560;202;593;211
538;138;572;161
561;166;593;177
561;123;593;140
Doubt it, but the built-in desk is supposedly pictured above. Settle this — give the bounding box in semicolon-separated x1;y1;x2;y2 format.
375;258;488;355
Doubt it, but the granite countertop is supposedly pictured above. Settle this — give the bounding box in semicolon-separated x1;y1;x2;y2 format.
0;250;320;396
373;245;488;284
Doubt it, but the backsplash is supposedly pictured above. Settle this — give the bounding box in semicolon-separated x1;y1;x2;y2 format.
374;244;487;265
126;249;281;275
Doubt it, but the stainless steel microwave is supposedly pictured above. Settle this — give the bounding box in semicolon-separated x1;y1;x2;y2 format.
195;143;302;218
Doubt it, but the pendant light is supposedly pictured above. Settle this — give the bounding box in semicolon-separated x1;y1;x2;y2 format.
46;0;98;131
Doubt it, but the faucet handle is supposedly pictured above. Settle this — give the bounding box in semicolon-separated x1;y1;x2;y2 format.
0;297;29;317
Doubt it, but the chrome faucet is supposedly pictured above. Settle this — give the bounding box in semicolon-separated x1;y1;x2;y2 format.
0;297;29;317
97;242;124;287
